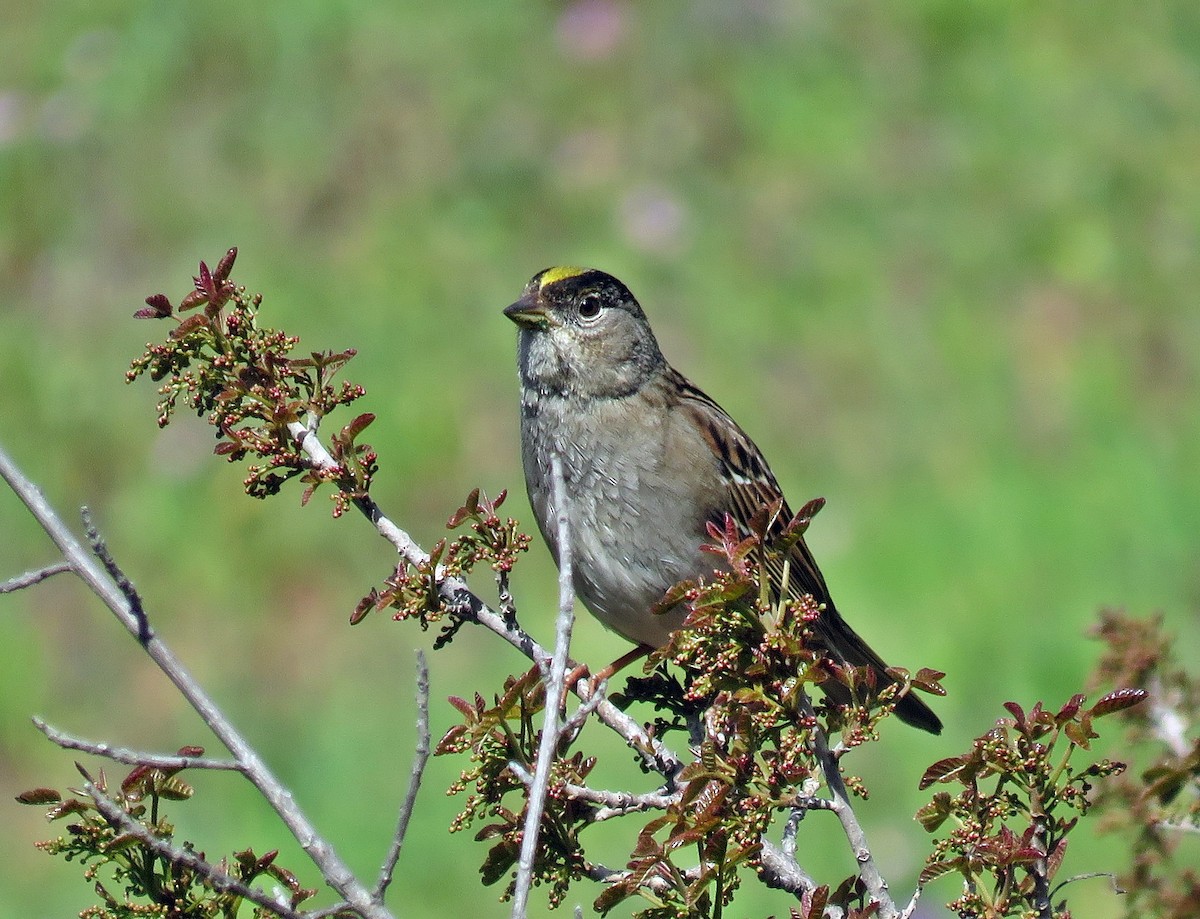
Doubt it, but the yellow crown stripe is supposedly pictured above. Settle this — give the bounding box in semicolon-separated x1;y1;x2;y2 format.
538;266;590;288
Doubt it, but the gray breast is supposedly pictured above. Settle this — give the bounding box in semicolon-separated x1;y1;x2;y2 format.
519;389;718;647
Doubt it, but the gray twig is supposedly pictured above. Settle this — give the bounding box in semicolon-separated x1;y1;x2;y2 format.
375;650;431;901
0;443;395;919
287;421;682;778
511;452;577;919
800;692;899;919
81;506;150;645
33;717;240;771
0;560;72;593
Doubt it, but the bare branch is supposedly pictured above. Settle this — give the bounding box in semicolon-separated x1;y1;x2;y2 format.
801;692;899;919
375;649;431;901
33;717;240;771
0;560;72;593
77;769;307;919
287;420;683;778
511;452;578;919
0;443;395;919
758;839;824;905
554;782;679;822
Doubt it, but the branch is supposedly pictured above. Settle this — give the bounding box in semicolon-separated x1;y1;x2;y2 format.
374;650;431;901
758;839;825;906
77;768;309;919
554;782;679;822
0;442;395;919
287;421;683;778
511;453;577;919
0;560;72;593
802;693;900;919
33;718;240;771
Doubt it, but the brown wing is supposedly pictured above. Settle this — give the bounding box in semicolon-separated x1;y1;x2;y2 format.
669;368;942;734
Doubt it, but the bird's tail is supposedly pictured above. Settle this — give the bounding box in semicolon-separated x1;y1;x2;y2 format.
814;603;943;735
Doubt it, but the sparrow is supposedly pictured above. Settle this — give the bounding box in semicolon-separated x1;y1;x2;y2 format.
504;266;941;734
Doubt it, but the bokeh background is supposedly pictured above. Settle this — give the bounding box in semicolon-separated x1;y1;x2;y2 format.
2;3;1198;917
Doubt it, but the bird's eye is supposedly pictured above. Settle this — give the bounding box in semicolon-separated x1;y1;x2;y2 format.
578;293;603;320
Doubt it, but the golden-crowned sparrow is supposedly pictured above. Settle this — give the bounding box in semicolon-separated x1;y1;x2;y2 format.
504;267;942;734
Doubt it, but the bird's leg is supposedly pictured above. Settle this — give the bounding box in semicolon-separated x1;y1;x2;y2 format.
563;643;653;697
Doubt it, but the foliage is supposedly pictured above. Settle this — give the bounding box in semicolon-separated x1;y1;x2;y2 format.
12;252;1190;919
113;252;1161;919
1086;610;1200;919
352;487;531;644
17;752;316;919
126;248;375;515
916;691;1142;917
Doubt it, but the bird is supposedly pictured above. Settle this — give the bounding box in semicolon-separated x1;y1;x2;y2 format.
503;266;942;734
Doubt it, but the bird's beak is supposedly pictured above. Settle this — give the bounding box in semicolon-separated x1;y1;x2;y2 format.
503;297;555;331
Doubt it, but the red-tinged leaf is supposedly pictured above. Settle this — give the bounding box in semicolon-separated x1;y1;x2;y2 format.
268;863;300;891
1003;701;1026;725
593;882;635;914
796;496;826;521
919;756;968;790
15;788;61;805
214;441;241;455
799;885;830;919
250;849;278;872
448;695;479;719
350;590;377;625
339;413;375;442
1046;837;1068;880
170;313;209;339
1063;714;1097;749
135;293;174;319
492;489;508;510
912;669;948;695
196;260;214;297
478;840;520;886
176;745;205;758
747;497;784;540
47;798;90;820
1056;693;1086;723
121;764;154;793
178;288;208;312
1090;687;1148;718
214;247;238;283
447;489;481;528
919;858;962;886
428;538;446;569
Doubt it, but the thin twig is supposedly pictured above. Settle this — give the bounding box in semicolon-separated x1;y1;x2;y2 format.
898;885;924;919
801;692;899;919
287;421;683;778
554;782;679;821
0;560;72;593
77;769;305;919
375;650;431;901
511;452;577;919
82;506;150;645
0;443;395;919
33;717;240;771
560;679;608;744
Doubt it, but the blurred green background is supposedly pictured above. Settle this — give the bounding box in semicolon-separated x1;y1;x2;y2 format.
2;2;1198;917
